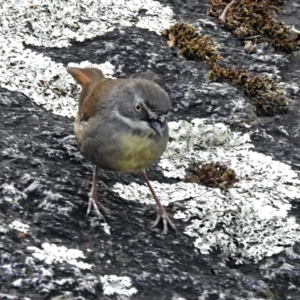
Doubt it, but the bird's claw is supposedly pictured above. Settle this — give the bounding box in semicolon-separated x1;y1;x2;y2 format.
151;206;176;235
87;191;110;221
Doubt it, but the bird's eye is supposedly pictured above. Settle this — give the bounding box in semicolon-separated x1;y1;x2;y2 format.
134;103;142;112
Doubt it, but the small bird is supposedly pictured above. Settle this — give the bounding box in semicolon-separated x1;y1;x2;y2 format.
66;67;175;234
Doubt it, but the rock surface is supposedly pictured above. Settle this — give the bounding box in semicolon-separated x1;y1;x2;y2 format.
1;1;300;299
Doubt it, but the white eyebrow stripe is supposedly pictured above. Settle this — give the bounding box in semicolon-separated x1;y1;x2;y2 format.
139;101;159;119
112;110;149;130
159;115;166;123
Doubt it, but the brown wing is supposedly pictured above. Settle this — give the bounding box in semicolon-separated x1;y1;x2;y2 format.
67;67;113;121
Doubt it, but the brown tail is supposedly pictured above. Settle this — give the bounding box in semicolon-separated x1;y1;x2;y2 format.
66;67;105;86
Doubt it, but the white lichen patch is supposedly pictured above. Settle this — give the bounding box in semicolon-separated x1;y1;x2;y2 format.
1;0;174;48
89;217;112;235
113;119;300;263
0;0;174;117
160;119;252;179
1;183;27;203
9;220;30;233
27;243;93;269
0;39;116;117
100;275;138;296
101;223;111;235
6;44;115;117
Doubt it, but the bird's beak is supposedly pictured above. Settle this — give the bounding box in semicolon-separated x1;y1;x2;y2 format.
150;120;163;137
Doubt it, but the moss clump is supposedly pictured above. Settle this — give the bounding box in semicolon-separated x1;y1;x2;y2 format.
209;64;288;116
208;0;300;53
162;22;222;63
185;161;239;190
162;21;290;116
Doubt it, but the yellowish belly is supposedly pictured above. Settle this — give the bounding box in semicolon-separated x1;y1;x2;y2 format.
115;133;164;172
75;115;168;172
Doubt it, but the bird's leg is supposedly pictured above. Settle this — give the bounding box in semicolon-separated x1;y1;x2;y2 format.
87;165;110;220
139;170;176;234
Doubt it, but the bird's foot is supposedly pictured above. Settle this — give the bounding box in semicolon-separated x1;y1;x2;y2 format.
87;190;110;221
151;206;176;235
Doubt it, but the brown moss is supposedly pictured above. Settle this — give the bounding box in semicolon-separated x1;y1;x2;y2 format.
185;161;239;190
209;63;289;116
162;22;222;62
162;21;290;116
208;0;300;53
